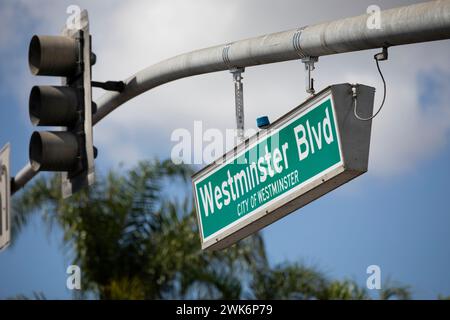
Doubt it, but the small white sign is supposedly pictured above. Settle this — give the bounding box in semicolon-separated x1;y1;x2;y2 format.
0;143;11;251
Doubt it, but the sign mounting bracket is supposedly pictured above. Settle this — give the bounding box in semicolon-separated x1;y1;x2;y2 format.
230;67;245;142
301;56;318;95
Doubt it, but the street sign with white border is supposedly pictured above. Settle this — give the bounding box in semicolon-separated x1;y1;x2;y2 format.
192;83;375;250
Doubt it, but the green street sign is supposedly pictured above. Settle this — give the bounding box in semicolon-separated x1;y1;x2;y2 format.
193;84;375;250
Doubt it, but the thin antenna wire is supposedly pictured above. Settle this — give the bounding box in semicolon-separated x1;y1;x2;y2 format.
354;53;387;121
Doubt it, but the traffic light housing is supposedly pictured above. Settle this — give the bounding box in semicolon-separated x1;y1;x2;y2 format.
28;10;95;198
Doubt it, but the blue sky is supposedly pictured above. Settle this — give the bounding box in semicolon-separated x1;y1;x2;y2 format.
1;0;450;299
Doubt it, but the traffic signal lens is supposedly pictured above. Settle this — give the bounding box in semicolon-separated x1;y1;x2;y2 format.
29;131;79;172
28;35;78;76
29;86;79;126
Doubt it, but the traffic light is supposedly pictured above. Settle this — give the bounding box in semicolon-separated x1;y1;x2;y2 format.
28;10;95;198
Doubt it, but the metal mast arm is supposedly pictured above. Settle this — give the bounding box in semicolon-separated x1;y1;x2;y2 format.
11;0;450;194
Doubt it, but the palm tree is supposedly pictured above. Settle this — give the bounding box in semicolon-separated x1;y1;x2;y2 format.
12;159;267;299
11;158;410;299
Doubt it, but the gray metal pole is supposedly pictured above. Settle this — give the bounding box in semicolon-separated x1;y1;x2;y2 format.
11;0;450;194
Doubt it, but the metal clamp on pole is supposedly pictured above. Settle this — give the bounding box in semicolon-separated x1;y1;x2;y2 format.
301;56;318;95
223;43;246;142
230;67;245;142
